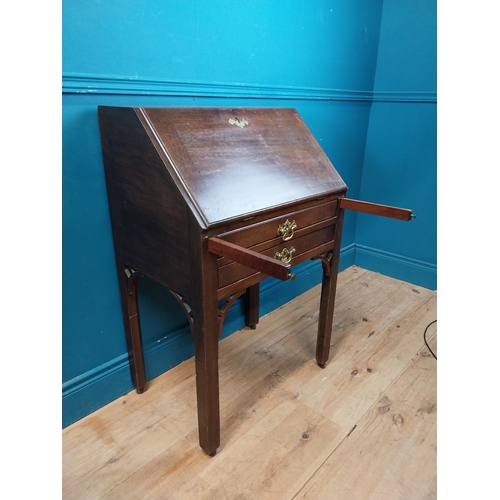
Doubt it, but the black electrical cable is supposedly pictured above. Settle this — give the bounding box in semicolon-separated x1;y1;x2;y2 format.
423;319;437;360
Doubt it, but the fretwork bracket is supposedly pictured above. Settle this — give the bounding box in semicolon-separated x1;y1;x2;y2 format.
169;289;246;338
169;290;195;331
124;267;145;293
312;251;334;277
216;290;246;337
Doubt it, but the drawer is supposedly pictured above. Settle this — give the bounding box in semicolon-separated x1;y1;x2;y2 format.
218;224;335;289
216;199;338;267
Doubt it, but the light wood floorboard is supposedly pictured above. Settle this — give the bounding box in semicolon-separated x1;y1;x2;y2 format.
63;266;437;499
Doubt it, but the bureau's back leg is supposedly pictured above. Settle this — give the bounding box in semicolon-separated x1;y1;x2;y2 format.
245;283;260;329
116;263;147;393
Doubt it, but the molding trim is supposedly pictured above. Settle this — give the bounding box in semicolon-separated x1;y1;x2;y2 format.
354;244;437;290
62;73;434;103
370;91;436;103
62;72;372;101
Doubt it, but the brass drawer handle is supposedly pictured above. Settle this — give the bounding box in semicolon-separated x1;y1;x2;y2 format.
277;219;297;241
274;246;295;264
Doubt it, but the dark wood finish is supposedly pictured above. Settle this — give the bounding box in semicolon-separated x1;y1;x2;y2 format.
98;106;412;456
245;284;260;329
208;237;292;282
99;107;193;297
217;226;335;288
216;239;337;301
140;107;346;226
116;265;147;393
339;198;414;221
216;200;338;250
191;234;221;455
315;209;345;368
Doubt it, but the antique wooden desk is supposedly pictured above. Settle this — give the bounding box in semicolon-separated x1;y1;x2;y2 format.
98;107;413;455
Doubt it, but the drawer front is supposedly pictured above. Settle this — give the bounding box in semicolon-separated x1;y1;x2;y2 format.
218;224;335;289
215;198;339;292
216;199;338;267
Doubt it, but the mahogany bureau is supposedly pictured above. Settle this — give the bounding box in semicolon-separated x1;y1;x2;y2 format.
98;107;413;455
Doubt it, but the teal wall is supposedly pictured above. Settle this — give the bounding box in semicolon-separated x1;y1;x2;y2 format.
355;0;437;288
62;0;436;427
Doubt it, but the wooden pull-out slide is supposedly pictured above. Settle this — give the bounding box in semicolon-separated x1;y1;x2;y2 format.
208;237;292;282
339;198;415;221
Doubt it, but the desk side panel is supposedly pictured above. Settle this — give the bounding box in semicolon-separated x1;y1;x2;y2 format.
98;106;193;296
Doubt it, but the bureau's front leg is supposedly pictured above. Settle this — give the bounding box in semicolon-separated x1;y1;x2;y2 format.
192;259;221;456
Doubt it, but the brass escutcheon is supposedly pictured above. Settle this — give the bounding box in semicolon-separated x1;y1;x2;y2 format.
277;219;297;241
274;246;295;264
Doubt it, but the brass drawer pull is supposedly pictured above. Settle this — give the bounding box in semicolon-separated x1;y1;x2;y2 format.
277;219;297;241
274;246;295;264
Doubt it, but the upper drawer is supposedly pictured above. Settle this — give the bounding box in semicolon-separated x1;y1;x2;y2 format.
216;199;338;266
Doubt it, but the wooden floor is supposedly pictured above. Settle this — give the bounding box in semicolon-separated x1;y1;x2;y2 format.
63;266;437;500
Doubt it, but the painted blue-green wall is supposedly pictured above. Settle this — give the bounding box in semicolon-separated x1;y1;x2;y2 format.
62;0;435;427
356;0;437;288
63;0;382;89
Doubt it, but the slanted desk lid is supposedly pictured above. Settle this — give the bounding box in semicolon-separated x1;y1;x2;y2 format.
139;107;347;226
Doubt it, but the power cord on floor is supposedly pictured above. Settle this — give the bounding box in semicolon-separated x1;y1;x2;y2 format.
423;319;437;360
